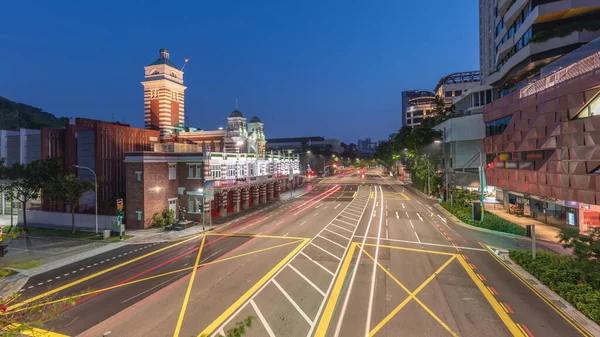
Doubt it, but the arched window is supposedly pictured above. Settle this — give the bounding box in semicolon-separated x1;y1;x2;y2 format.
151;69;159;75
170;72;177;78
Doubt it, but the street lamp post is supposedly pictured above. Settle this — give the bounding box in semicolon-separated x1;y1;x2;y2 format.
198;187;205;228
74;165;98;234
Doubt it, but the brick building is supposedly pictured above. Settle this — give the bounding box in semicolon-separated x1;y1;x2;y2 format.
484;48;600;233
124;146;300;229
41;118;159;214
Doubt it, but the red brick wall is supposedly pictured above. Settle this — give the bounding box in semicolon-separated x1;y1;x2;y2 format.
150;100;160;130
125;162;144;229
171;101;180;126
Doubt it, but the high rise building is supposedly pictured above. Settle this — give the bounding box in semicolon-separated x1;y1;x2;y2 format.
401;90;417;127
434;71;481;105
141;49;187;137
479;0;600;96
405;91;436;127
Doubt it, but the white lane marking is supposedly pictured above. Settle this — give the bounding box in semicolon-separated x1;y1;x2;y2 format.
405;211;410;218
217;328;225;337
118;255;122;258
365;185;385;336
79;268;84;271
344;209;362;216
316;203;323;209
55;276;60;279
338;214;359;221
283;233;289;237
426;204;433;210
37;283;44;286
317;235;346;249
64;273;70;276
355;236;486;251
273;279;313;325
277;220;284;225
46;279;52;283
334;219;356;227
334;204;341;209
310;243;341;260
409;220;414;229
333;186;380;337
417;213;423;221
300;252;334;276
437;214;448;223
93;263;98;266
313;213;319;217
300;221;307;226
402;203;405;209
86;265;91;268
395;211;399;219
289;264;325;296
386;228;389;239
386;211;388;217
28;286;34;289
414;232;421;242
250;300;277;337
330;224;354;233
324;228;350;240
279;204;286;208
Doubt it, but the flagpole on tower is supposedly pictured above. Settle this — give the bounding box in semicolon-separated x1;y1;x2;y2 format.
181;57;190;71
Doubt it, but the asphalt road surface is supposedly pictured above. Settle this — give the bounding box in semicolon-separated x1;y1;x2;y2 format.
7;168;593;337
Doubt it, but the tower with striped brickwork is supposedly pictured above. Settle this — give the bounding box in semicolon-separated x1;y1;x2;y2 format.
141;49;187;138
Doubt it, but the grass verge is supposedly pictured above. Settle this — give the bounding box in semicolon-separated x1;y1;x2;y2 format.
6;261;42;269
440;202;526;235
10;226;131;241
509;249;600;324
0;269;17;278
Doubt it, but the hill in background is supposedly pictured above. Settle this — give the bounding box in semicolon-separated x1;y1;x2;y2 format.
0;96;67;130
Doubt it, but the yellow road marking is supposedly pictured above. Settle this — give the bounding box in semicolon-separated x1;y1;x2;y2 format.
8;239;305;315
400;193;410;200
479;242;593;337
457;254;526;336
362;243;455;256
8;234;202;311
361;249;458;337
198;238;310;337
370;192;374;199
352;191;357;198
368;254;457;337
208;233;308;241
313;242;358;337
173;235;207;337
4;324;70;337
499;302;509;313
516;324;528;336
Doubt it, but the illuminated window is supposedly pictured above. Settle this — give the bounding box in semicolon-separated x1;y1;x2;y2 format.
211;164;221;178
576;94;600;119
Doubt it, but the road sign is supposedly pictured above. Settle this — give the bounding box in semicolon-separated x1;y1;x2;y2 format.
204;181;215;201
116;198;123;210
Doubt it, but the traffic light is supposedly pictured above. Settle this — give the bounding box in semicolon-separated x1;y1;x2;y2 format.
117;209;124;220
197;204;203;214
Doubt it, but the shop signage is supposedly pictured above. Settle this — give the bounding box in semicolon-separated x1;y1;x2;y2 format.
567;212;576;226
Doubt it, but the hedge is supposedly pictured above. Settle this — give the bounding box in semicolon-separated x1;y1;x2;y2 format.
510;250;600;324
440;202;526;236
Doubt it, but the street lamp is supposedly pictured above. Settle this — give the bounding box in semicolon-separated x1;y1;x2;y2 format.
74;165;98;234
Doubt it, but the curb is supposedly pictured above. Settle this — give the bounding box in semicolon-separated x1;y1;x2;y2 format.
16;241;130;278
433;204;525;239
404;184;438;200
485;246;600;337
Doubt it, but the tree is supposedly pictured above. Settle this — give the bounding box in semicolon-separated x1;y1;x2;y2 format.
0;158;62;234
559;227;600;262
46;174;94;234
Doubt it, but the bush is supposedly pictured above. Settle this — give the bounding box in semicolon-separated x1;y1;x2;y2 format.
440;202;526;236
509;249;600;324
152;209;175;228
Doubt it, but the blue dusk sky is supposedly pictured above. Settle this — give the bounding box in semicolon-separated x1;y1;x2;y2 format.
0;1;479;144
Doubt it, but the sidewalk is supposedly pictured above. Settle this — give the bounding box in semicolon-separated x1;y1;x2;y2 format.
484;204;562;243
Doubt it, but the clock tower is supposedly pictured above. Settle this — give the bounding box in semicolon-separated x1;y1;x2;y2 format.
142;49;187;137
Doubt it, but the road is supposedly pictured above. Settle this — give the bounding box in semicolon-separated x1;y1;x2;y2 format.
7;169;593;337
